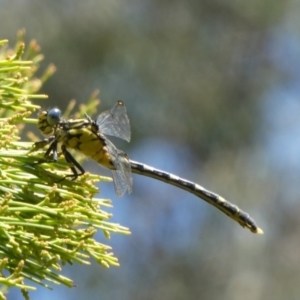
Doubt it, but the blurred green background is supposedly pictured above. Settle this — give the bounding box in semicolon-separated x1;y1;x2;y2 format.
2;0;300;299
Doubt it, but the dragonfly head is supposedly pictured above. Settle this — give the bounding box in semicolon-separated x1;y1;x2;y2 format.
47;108;62;126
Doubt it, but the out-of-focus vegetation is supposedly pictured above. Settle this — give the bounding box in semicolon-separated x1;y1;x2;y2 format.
1;1;299;300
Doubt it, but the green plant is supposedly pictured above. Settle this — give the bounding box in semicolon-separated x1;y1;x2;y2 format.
0;31;130;300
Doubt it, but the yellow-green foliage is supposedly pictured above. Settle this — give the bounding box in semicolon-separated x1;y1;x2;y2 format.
0;31;130;300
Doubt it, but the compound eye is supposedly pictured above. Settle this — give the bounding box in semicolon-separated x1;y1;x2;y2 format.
46;108;62;126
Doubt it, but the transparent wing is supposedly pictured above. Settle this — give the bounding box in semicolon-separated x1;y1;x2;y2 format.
96;101;131;142
105;138;132;197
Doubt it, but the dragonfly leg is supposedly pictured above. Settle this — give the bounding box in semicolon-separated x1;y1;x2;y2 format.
30;136;56;154
60;144;85;181
30;137;58;166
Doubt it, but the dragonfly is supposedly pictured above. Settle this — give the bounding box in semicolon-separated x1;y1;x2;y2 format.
34;101;263;234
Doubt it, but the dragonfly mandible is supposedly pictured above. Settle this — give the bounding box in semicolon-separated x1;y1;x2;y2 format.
33;101;263;234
